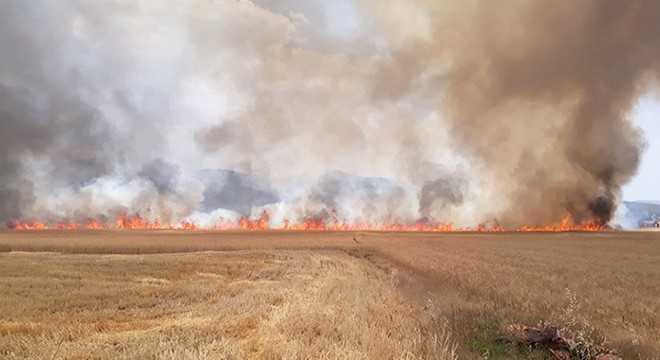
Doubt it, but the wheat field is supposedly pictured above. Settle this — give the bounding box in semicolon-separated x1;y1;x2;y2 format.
0;230;658;359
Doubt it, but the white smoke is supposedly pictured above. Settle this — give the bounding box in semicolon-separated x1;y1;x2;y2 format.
2;0;657;227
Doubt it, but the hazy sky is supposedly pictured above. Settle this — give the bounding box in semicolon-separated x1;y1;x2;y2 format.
624;96;660;201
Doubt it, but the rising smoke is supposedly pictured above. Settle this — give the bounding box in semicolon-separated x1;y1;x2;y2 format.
1;0;658;227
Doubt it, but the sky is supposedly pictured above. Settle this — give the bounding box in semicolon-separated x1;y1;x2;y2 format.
624;97;660;201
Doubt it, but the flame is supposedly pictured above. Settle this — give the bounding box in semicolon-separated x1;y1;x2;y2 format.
7;213;607;232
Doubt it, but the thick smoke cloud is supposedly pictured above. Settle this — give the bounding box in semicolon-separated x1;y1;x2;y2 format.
365;0;659;226
465;1;656;225
1;0;658;227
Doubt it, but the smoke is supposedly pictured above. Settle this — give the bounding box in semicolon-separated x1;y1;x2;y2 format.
418;177;467;222
1;0;658;227
366;0;659;226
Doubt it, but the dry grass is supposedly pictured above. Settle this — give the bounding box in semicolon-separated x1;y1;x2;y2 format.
0;230;658;359
367;232;660;359
0;250;455;360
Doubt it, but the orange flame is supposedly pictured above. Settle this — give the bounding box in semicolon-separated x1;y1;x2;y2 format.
7;213;607;232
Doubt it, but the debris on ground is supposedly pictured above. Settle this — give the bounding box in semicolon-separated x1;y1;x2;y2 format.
500;324;623;360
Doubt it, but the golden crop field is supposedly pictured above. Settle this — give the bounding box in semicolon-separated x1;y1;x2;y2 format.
0;230;658;360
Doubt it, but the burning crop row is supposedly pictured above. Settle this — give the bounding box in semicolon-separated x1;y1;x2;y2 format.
7;213;607;232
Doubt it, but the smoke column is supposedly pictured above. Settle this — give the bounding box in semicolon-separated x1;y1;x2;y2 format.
1;0;658;228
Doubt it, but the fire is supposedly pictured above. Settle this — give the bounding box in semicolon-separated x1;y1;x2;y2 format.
7;213;607;232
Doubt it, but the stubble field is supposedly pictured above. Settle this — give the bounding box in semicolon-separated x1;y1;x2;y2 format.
0;230;658;359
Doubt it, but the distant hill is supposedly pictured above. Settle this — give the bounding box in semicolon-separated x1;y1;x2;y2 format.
623;201;660;213
621;201;660;227
196;169;279;214
635;201;660;205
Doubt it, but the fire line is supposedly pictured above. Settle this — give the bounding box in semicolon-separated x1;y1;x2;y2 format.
8;213;607;232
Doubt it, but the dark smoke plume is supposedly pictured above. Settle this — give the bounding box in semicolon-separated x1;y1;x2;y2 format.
368;0;659;226
1;0;658;227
